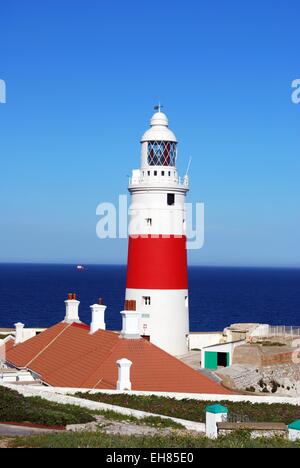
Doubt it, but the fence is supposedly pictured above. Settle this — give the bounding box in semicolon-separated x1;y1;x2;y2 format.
255;325;300;339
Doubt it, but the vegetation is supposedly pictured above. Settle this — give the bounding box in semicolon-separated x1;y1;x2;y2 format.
0;386;182;430
10;430;300;449
75;392;300;425
0;386;95;427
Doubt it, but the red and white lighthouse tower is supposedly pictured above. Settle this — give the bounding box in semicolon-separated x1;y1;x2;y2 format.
125;107;189;356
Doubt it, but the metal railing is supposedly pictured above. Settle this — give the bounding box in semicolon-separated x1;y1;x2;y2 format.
256;325;300;339
129;175;189;189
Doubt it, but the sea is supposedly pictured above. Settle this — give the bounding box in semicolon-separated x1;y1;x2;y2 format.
0;264;300;332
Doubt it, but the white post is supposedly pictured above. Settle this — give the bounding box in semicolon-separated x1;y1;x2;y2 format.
205;404;228;439
14;322;25;345
288;420;300;441
90;298;107;333
64;293;80;322
116;358;132;391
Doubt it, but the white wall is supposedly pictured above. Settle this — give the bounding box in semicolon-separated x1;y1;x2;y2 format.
129;190;187;237
188;333;223;351
126;288;189;356
19;385;300;406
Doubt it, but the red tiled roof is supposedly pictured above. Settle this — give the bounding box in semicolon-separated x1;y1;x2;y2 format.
6;322;232;395
1;336;15;354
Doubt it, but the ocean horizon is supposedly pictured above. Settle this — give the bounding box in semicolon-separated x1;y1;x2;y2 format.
0;263;300;332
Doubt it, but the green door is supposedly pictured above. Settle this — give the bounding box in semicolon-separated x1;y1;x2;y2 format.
204;351;218;370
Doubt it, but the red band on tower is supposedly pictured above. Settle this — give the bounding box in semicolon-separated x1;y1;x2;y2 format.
126;235;188;290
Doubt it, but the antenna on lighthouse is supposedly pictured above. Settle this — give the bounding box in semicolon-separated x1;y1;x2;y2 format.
185;156;192;176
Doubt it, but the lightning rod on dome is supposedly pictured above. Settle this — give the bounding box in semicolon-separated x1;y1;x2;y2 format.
154;102;163;113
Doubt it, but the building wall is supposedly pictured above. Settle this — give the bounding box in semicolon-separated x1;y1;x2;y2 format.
188;333;223;351
126;288;189;356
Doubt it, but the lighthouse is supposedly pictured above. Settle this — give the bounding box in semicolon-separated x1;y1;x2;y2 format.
125;106;190;356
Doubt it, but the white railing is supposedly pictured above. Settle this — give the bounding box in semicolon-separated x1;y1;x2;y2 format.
129;175;189;189
256;325;300;339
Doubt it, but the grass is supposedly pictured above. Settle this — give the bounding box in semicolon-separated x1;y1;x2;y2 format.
0;386;96;427
10;430;300;448
75;392;300;425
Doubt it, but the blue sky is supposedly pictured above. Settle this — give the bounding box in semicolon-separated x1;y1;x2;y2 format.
0;0;299;267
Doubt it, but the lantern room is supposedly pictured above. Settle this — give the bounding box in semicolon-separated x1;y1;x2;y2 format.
140;108;178;170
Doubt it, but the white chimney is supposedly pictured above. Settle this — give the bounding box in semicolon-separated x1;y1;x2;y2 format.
64;293;80;322
90;298;107;333
116;358;132;391
120;300;141;339
14;322;25;345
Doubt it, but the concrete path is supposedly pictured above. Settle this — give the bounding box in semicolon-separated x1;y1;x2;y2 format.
178;352;202;370
0;424;61;437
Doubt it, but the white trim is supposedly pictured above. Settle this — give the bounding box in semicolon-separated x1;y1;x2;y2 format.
8;384;300;406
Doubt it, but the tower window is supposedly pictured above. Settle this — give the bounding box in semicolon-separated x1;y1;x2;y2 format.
147;141;177;166
146;218;152;227
167;193;175;206
161;171;165;176
143;296;151;306
154;171;157;176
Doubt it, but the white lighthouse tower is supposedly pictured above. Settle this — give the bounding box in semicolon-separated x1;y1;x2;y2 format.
125;106;190;356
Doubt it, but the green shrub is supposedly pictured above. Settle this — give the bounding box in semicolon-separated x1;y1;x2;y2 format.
75;392;300;425
0;387;95;427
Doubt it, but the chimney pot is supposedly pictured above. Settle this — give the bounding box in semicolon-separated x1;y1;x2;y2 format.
64;294;80;322
116;358;132;391
90;300;107;333
120;308;141;339
14;322;25;345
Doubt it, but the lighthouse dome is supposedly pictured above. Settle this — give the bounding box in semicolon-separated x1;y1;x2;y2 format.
150;111;169;126
141;110;177;143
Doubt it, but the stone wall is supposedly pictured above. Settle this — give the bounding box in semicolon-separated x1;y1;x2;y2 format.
218;422;287;439
229;364;300;397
